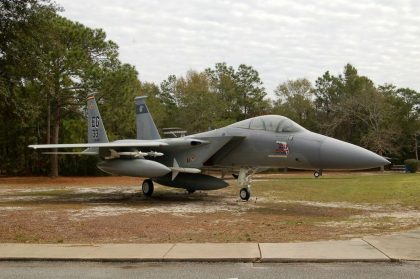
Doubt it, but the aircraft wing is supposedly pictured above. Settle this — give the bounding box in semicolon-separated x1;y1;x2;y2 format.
28;138;209;150
41;151;99;155
28;140;168;150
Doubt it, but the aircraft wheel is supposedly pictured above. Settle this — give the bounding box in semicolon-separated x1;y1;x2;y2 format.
314;170;322;178
187;189;195;194
142;179;154;197
239;188;250;201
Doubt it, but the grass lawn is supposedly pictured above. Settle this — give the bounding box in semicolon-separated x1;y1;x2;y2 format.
253;173;420;208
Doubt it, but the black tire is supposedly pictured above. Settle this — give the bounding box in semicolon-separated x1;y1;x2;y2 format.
142;179;154;197
314;170;321;178
239;188;250;201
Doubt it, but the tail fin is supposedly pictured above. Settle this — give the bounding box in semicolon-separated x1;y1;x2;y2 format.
135;96;161;140
87;94;109;144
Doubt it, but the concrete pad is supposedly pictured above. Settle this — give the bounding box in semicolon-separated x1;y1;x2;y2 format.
0;243;174;261
260;239;390;262
87;244;174;260
0;244;100;260
364;229;420;261
163;243;260;261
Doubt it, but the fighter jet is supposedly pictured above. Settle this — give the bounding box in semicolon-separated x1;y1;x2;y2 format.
29;94;390;201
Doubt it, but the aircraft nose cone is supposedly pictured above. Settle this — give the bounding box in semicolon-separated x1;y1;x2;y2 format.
319;137;390;170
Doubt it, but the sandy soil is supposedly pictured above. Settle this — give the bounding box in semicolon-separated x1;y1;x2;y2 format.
0;175;418;243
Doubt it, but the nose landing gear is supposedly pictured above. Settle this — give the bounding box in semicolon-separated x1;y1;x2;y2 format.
239;187;251;201
314;169;323;178
238;168;256;201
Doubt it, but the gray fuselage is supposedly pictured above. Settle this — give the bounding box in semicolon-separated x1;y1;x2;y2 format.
185;115;389;171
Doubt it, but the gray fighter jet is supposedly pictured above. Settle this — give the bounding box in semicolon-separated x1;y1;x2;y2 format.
29;95;390;201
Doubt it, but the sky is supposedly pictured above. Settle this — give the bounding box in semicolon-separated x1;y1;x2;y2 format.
55;0;420;96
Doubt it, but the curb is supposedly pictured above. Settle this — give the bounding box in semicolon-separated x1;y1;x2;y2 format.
0;257;394;263
1;229;419;263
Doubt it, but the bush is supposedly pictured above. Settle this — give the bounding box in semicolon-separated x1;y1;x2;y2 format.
404;159;419;173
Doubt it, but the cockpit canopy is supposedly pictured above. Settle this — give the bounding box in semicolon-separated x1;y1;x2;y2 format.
229;115;306;133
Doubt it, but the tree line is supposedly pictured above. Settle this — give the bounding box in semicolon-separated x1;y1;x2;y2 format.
1;0;419;176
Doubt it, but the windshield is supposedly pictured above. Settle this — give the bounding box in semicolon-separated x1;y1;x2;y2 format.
278;119;304;132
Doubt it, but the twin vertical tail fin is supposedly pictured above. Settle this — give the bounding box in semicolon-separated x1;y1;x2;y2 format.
85;95;158;152
135;96;161;140
86;94;108;153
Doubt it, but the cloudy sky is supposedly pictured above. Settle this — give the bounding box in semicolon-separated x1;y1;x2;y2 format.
56;0;420;95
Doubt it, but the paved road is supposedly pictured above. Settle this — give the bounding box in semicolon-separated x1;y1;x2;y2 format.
0;261;419;279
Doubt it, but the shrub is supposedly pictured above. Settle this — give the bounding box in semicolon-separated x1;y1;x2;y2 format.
404;159;419;173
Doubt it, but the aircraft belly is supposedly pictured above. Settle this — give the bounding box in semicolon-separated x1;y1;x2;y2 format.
153;173;228;190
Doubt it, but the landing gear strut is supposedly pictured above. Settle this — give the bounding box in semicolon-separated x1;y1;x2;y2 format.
238;168;255;201
142;179;154;197
314;169;323;178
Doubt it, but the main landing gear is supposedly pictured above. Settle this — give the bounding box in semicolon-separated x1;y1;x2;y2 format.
238;168;255;201
314;169;323;178
239;188;250;201
142;179;154;197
